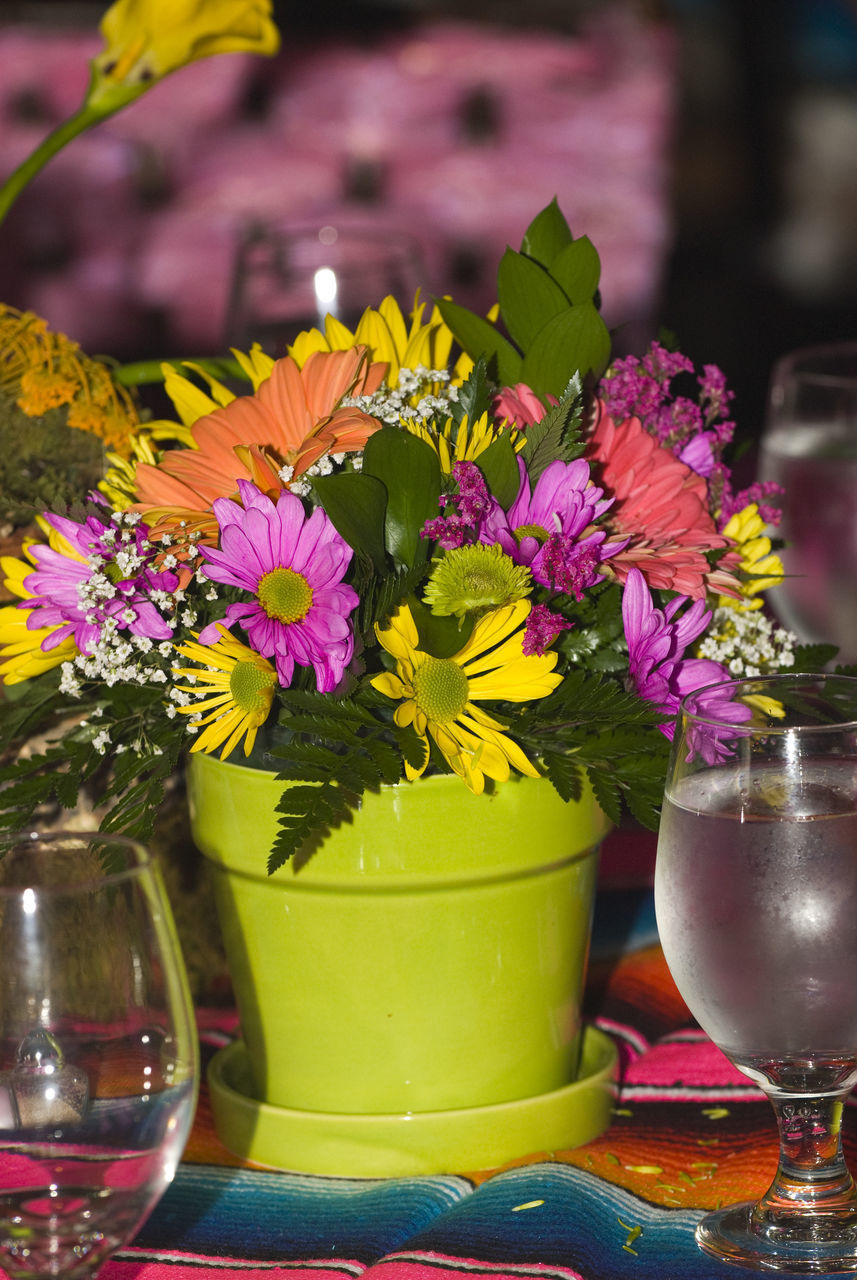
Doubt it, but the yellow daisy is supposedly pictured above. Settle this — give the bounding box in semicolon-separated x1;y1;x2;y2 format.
172;626;277;759
404;409;522;476
289;293;471;388
719;503;784;611
370;599;561;794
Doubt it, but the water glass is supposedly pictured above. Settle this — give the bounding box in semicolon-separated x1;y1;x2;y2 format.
225;221;424;353
0;831;198;1280
656;673;857;1271
757;341;857;662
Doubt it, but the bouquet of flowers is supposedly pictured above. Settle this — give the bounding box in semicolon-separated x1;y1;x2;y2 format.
2;193;828;869
0;0;828;869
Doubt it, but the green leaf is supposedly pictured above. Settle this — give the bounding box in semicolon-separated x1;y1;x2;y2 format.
475;432;521;509
520;197;574;268
362;428;441;570
435;298;523;385
450;357;493;428
541;752;584;803
522;302;612;397
408;593;475;657
496;248;570;352
519;375;584;483
549;236;601;304
586;765;622;826
311;471;388;573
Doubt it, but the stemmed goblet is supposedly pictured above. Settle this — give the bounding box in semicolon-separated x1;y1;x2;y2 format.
656;673;857;1272
0;831;199;1280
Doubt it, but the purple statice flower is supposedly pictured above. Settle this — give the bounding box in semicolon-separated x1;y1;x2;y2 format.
522;604;573;657
198;480;358;692
21;511;179;654
621;566;749;744
479;456;618;597
421;460;491;549
601;341;736;485
718;478;784;530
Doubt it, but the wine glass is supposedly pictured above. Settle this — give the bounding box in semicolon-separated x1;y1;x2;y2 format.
655;673;857;1272
0;831;199;1280
757;341;857;663
225;220;425;354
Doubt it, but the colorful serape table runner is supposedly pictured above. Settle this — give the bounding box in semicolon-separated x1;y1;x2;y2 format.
100;842;856;1280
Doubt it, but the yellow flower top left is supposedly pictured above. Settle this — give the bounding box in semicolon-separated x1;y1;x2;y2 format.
88;0;281;113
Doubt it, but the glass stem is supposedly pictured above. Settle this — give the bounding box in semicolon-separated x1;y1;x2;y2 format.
755;1091;857;1229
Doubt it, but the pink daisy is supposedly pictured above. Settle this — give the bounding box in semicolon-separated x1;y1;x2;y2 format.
198;480;358;692
479;456;616;599
22;512;178;654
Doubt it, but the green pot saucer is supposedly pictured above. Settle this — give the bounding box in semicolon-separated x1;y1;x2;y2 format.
207;1024;618;1178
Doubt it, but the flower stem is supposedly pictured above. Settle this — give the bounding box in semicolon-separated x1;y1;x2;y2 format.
0;102;105;229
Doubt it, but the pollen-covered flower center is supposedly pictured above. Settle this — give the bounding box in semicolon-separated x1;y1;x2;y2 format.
229;659;276;714
412;656;469;723
514;522;550;545
257;567;313;624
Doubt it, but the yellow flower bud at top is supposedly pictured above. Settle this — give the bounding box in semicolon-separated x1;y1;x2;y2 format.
87;0;280;115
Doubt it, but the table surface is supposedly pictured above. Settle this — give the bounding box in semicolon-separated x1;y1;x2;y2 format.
102;849;856;1280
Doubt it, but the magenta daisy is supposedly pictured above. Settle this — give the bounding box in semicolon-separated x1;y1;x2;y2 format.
21;511;179;654
480;457;617;599
198;480;358;692
621;566;751;746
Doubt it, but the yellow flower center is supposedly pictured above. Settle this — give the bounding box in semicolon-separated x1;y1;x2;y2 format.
229;660;276;713
257;568;313;624
411;655;469;724
514;522;549;545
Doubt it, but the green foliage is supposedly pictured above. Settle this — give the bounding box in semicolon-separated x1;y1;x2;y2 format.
519;374;585;482
439;200;611;398
362;428;441;570
263;688;423;870
0;664;186;843
0;392;106;530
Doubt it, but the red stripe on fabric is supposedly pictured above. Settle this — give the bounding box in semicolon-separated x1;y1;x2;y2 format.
104;1258;365;1280
364;1255;583;1280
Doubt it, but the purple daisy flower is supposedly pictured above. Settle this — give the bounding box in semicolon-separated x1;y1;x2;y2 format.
480;457;618;598
22;512;178;654
198;480;358;692
621;567;751;752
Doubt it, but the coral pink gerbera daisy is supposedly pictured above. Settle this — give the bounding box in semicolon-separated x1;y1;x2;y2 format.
134;346;386;547
586;401;741;600
197;480;358;693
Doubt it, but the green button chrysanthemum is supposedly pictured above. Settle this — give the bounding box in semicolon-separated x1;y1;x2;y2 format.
422;543;532;620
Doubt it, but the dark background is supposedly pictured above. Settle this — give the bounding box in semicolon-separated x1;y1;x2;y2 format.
3;0;857;455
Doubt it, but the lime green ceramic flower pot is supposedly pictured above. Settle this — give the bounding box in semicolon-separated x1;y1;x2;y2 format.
187;754;612;1148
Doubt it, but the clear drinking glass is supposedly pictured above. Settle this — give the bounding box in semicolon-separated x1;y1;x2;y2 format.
757;341;857;663
656;673;857;1272
225;221;425;354
0;832;199;1280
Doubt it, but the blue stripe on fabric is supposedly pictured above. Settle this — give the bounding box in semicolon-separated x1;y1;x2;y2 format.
134;1164;473;1265
386;1162;729;1280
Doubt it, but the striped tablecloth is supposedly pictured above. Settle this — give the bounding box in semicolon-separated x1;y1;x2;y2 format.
102;855;853;1280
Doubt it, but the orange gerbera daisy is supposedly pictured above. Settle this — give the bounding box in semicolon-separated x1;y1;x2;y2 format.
133;346;386;546
586;401;742;600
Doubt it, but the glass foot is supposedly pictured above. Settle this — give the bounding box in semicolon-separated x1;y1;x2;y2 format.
697;1202;857;1273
